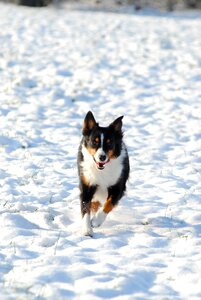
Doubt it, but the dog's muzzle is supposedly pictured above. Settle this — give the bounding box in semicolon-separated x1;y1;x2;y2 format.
93;157;110;170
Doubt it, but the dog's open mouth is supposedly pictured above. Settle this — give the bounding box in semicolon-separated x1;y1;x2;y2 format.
93;158;110;170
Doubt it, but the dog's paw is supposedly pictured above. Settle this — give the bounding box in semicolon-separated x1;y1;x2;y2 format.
82;227;93;237
91;210;107;228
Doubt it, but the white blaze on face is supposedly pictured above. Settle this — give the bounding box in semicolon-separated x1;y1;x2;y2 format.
94;133;107;163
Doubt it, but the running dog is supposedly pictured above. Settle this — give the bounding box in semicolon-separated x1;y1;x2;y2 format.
77;111;130;237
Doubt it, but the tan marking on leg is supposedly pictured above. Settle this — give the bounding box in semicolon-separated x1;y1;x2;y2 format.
91;201;101;213
103;197;114;214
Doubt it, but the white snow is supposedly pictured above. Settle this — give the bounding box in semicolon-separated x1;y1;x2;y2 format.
0;2;201;299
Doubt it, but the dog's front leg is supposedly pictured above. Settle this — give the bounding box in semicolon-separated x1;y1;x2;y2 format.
91;184;124;228
91;196;113;228
80;184;97;237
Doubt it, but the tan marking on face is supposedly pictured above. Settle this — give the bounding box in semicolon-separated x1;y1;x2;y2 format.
106;139;111;144
87;146;96;156
108;149;116;159
95;137;100;143
91;201;101;213
103;196;114;214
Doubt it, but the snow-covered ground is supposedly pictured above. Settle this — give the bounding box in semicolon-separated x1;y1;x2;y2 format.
0;2;201;299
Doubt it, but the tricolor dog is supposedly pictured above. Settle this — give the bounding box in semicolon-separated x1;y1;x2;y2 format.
77;111;130;237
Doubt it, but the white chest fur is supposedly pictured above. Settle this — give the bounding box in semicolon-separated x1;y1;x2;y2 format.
80;145;126;194
81;145;126;205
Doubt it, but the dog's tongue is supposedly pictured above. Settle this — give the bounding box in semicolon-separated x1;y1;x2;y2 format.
94;158;109;170
98;162;105;168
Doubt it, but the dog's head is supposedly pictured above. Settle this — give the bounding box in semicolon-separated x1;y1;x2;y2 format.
82;111;124;170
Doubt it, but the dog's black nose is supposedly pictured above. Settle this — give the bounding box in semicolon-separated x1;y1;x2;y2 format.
99;154;107;162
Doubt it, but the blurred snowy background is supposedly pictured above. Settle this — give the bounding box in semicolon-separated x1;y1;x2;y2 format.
0;0;201;299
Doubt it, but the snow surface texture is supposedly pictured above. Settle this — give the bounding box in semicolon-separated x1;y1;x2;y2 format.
0;2;201;299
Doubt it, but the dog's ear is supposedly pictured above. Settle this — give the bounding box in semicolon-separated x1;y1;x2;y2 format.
82;111;97;135
109;116;123;134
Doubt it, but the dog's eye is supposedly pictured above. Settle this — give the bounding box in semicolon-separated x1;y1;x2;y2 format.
92;138;99;146
106;139;113;148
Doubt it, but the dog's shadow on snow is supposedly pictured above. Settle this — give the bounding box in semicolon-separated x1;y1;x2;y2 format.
91;213;191;240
